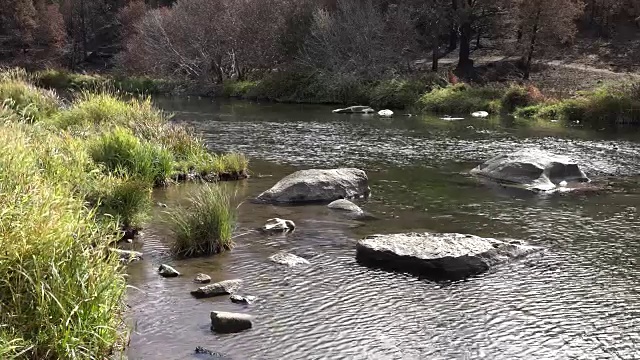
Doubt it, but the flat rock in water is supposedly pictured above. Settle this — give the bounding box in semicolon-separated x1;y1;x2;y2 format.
327;199;365;217
110;248;143;263
255;168;370;203
191;279;242;298
269;252;310;266
230;294;257;304
470;149;590;191
356;232;542;281
261;218;296;233
158;264;180;277
194;273;212;284
210;311;253;333
332;105;375;114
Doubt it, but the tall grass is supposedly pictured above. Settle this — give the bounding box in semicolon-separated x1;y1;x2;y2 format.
0;121;126;359
0;79;59;122
0;68;248;357
89;126;174;185
168;185;235;257
35;69;172;94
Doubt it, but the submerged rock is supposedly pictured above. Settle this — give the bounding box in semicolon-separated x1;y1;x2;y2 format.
210;311;253;333
470;149;590;191
230;294;257;305
269;252;310;266
378;109;394;117
332;106;375;114
194;273;212;284
327;199;365;218
158;264;180;277
191;279;242;298
110;248;143;263
194;346;226;358
261;218;296;233
255;168;370;203
356;232;541;281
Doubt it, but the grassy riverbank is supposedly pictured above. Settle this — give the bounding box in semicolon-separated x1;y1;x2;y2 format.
222;70;640;129
0;68;246;358
33;69;173;95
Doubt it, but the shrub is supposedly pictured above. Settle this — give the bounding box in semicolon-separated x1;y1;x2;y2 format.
246;70;320;102
515;83;640;128
500;84;545;112
168;185;235;257
369;76;446;109
222;80;259;97
90;127;174;185
418;83;503;114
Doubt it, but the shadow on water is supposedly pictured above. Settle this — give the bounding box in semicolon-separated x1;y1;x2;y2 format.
126;97;640;359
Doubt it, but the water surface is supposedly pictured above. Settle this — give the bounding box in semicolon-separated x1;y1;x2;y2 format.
126;98;640;359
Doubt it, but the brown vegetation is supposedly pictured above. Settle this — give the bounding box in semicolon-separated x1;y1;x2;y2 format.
0;0;638;90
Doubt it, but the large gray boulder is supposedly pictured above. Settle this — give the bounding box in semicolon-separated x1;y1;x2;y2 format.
255;168;370;203
356;232;541;281
327;199;365;218
191;279;242;298
470;149;590;191
332;106;374;114
210;311;253;333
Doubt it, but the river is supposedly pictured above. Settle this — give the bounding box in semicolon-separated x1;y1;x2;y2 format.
125;97;640;359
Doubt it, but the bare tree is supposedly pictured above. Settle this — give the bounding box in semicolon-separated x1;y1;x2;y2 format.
514;0;584;79
301;0;417;79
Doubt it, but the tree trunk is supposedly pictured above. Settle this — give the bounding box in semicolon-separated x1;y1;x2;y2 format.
80;0;87;59
523;12;540;80
432;33;439;71
456;20;473;74
448;0;458;51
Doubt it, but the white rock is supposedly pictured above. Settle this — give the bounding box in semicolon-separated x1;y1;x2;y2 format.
378;109;394;117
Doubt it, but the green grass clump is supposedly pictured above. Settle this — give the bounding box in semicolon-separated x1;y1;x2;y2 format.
0;79;59;122
418;83;503;115
90;126;174;185
95;177;153;229
222;80;259;97
369;76;446;109
168;185;235;257
0;121;126;359
52;92;165;132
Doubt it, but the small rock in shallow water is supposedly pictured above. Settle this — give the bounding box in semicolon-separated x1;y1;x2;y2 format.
191;279;242;298
194;346;226;358
230;294;257;304
261;218;296;233
327;199;365;218
210;311;253;333
269;252;310;266
158;264;180;277
194;273;212;284
110;248;143;263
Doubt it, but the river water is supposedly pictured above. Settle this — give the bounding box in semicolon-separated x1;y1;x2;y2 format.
125;98;640;360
